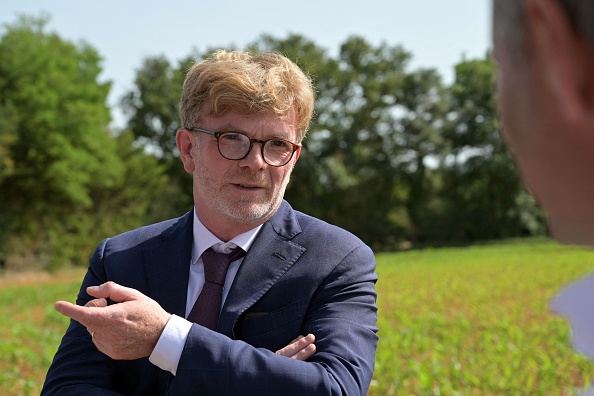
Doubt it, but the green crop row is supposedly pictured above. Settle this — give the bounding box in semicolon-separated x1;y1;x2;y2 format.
370;239;594;395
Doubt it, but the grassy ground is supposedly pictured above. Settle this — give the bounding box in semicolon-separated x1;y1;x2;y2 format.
2;238;594;395
0;268;85;395
370;239;594;395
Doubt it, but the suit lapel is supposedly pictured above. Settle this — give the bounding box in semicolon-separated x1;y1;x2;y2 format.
218;201;305;337
143;211;193;318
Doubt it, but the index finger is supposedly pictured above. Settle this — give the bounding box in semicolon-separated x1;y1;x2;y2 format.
54;300;103;327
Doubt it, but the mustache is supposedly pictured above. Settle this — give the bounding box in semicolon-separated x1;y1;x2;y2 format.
225;170;270;187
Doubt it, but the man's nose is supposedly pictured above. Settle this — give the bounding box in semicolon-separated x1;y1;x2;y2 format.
238;142;266;169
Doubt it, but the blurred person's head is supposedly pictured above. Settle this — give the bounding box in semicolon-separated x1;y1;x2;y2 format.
492;0;594;245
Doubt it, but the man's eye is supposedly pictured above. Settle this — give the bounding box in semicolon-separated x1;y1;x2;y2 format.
221;133;243;141
270;139;290;148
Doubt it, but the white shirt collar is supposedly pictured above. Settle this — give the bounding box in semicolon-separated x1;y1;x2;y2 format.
191;208;263;265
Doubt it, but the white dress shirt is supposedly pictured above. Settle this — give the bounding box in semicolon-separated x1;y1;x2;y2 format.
149;209;262;375
550;273;594;396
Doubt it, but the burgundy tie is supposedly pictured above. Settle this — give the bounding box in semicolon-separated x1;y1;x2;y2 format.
187;247;246;330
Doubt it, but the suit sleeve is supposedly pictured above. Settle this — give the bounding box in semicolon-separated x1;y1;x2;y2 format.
170;243;378;396
41;239;120;395
40;238;168;396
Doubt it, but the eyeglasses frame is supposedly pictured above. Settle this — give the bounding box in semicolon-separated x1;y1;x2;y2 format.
187;127;301;167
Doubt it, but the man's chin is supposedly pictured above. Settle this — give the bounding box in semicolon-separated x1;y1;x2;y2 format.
223;203;275;224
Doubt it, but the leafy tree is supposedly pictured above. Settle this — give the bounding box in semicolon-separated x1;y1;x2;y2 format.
41;131;168;268
0;15;168;269
0;15;121;267
119;34;544;251
437;55;546;242
259;35;448;248
121;55;196;159
391;67;448;244
120;55;198;222
316;37;417;247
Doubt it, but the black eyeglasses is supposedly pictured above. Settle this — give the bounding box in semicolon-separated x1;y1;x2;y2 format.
189;128;301;167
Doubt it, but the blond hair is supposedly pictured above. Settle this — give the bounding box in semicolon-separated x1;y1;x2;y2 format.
179;50;315;142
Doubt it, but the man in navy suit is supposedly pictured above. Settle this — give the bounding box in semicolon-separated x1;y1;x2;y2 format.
42;50;378;395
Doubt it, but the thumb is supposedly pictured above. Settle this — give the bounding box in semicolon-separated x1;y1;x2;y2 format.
85;298;108;308
87;281;139;303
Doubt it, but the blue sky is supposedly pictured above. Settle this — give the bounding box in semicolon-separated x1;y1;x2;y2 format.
1;0;491;127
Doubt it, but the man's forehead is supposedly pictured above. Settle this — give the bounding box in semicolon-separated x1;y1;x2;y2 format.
201;110;297;135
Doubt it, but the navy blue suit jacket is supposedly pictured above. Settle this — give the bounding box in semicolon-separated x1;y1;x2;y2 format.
42;201;378;395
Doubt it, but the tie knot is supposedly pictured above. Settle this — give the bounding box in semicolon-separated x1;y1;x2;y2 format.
201;247;246;285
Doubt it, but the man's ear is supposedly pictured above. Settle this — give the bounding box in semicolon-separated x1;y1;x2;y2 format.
524;0;593;122
294;145;301;163
291;145;301;170
176;129;196;173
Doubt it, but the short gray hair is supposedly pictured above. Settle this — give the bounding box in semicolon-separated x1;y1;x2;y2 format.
493;0;594;61
560;0;594;44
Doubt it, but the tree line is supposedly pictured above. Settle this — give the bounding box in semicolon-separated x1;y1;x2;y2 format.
0;15;546;271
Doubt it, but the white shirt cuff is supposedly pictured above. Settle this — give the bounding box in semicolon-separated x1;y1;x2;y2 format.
149;314;193;375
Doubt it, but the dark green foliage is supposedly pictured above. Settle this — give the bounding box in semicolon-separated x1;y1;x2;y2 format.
270;36;543;249
0;16;167;269
435;56;546;243
120;54;197;223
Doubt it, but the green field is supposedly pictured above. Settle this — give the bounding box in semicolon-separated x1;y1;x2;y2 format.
2;239;594;395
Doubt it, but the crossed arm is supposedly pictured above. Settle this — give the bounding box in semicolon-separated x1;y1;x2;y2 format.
54;282;316;361
43;239;378;395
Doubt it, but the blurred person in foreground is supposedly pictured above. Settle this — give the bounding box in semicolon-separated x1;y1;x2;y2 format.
492;0;594;376
41;50;378;395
